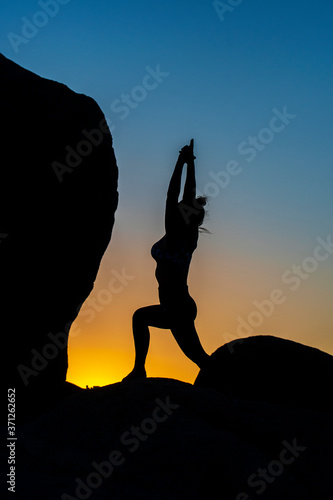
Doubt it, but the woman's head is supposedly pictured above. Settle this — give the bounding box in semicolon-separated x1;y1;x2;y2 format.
192;196;207;227
179;196;208;230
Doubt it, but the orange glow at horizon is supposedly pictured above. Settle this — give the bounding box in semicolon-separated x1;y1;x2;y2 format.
66;222;333;389
66;344;185;387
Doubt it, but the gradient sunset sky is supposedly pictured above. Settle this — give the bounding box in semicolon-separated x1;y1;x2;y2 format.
1;0;333;387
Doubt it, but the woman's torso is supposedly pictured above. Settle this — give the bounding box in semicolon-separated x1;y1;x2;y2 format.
151;229;198;293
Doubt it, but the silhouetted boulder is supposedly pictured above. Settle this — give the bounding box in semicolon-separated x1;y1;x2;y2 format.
0;54;118;419
195;335;333;412
10;377;333;499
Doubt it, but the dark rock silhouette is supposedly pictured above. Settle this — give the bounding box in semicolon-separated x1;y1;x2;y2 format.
0;54;118;419
195;335;333;413
9;373;333;499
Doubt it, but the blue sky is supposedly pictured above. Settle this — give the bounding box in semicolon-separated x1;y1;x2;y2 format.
1;0;333;384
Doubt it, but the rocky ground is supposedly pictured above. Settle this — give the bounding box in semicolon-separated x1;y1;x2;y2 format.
6;337;333;499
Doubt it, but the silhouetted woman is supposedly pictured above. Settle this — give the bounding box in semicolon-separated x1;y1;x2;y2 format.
124;140;210;380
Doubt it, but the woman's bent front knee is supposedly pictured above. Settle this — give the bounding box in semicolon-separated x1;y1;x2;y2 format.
132;305;169;329
132;308;147;325
132;305;159;326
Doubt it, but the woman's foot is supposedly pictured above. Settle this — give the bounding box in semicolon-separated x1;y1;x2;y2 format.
198;353;211;370
122;366;147;382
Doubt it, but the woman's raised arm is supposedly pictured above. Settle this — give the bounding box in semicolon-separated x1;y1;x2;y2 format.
183;139;196;203
165;140;196;234
167;153;185;201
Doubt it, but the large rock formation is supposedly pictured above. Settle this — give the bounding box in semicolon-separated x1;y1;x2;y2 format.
1;332;332;498
10;374;333;499
0;54;118;418
195;335;333;413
